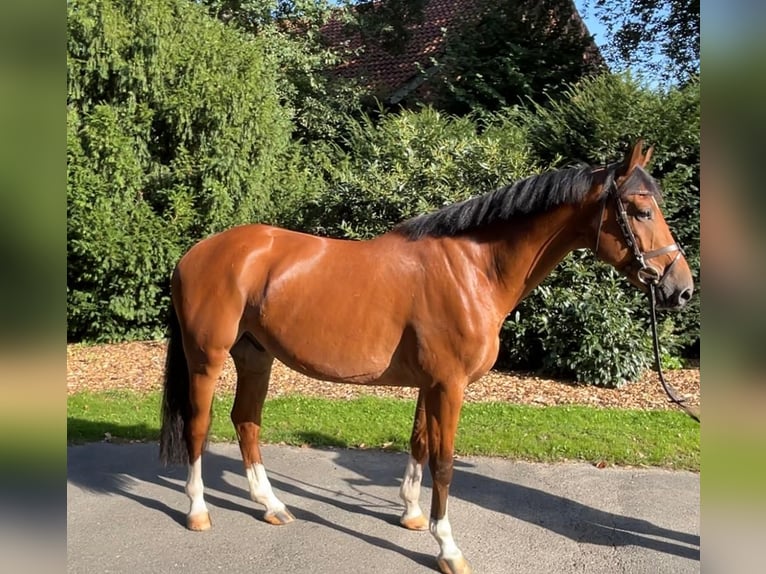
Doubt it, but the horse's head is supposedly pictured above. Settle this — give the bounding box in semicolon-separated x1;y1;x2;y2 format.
592;140;694;310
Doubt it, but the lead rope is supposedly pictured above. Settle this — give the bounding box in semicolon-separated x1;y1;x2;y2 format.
648;284;700;423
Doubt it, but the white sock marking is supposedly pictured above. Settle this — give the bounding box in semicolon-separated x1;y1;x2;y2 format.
246;463;287;516
399;456;425;521
185;457;208;517
430;507;463;561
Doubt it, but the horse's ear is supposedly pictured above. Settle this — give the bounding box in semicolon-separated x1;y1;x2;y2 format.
618;139;646;176
628;139;645;168
642;145;654;167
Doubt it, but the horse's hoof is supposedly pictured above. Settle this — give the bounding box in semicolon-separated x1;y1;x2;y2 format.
400;513;429;531
437;555;472;574
264;508;295;526
187;512;212;531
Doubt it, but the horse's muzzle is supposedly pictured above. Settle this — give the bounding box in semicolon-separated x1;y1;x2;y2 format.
656;280;694;310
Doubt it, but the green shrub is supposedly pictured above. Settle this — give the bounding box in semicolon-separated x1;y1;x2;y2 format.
500;253;659;387
67;104;184;341
67;0;302;341
305;107;537;238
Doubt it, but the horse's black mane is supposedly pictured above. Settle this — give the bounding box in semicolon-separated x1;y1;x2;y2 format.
395;162;660;240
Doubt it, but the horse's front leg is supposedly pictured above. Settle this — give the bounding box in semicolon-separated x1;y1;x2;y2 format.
425;381;471;574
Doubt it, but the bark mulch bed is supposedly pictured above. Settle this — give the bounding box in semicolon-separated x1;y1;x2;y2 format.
67;341;700;411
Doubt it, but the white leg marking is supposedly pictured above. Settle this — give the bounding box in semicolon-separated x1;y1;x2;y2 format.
430;507;464;562
399;456;424;521
185;457;208;517
246;463;287;516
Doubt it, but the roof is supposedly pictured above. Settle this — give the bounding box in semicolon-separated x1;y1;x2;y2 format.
321;0;477;102
321;0;604;105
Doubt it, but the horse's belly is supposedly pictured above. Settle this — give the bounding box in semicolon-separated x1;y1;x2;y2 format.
249;310;408;385
243;240;417;384
270;343;398;385
279;357;389;385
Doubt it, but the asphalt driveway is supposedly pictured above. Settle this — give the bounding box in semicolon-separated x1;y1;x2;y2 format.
67;442;699;573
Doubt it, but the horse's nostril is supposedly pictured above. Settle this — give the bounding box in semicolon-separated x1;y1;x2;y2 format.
678;288;692;305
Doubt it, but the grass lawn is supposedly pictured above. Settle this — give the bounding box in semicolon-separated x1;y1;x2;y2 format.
67;391;700;471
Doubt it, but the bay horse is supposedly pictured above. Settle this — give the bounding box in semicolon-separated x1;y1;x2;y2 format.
160;141;693;574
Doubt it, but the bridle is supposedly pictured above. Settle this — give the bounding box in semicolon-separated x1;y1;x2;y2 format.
595;175;700;423
612;190;684;287
595;175;684;287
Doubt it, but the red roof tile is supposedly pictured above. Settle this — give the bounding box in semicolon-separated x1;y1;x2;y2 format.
321;0;478;98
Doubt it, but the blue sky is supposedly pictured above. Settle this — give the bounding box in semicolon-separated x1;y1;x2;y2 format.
572;0;664;81
573;0;609;53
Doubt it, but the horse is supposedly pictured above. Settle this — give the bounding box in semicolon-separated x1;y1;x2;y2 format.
159;140;694;574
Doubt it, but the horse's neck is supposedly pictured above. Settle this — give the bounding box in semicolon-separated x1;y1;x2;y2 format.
485;205;589;314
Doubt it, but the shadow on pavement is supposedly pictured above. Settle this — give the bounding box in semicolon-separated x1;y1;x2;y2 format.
66;437;434;569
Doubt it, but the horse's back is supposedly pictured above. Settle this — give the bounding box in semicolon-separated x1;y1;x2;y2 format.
175;223;409;300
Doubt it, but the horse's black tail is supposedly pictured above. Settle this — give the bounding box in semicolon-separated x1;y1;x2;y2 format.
159;302;190;466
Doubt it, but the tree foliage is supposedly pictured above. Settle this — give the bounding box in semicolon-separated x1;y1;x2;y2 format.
303;108;536;238
582;0;699;84
430;0;603;115
199;0;366;143
350;0;428;54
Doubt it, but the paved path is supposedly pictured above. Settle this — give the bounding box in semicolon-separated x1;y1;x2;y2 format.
67;443;699;573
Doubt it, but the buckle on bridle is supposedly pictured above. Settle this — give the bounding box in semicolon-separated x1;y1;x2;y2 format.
637;265;661;284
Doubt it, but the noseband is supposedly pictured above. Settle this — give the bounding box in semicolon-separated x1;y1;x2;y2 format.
595;176;699;423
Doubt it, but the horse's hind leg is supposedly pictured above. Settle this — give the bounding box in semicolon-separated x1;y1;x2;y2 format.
230;336;295;526
400;388;429;531
184;347;228;531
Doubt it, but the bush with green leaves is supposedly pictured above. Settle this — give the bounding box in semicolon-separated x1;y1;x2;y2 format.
499;252;682;387
67;0;313;341
304;107;538;238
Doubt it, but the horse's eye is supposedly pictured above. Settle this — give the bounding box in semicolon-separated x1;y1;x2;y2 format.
636;209;652;221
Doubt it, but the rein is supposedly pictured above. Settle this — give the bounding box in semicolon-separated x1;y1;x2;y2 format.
598;176;700;423
647;284;701;422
